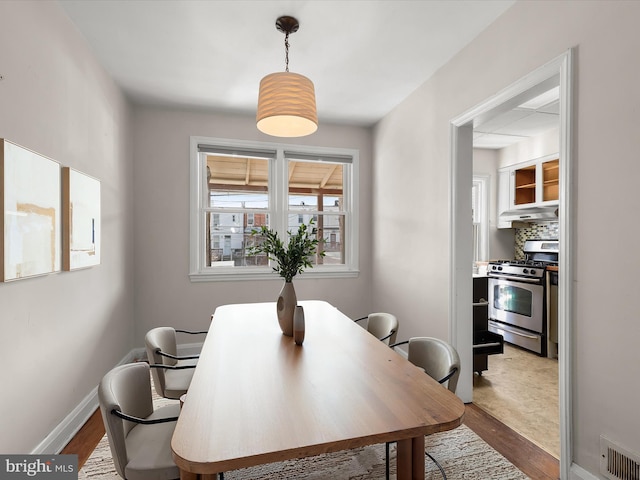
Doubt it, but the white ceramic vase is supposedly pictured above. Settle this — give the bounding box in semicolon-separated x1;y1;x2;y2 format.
276;281;297;336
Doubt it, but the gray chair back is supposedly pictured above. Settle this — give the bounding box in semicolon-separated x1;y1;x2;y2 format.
145;327;177;397
407;337;460;393
98;363;155;479
366;313;398;345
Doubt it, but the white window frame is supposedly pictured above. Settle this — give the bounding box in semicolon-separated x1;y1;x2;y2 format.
189;136;360;282
472;174;490;263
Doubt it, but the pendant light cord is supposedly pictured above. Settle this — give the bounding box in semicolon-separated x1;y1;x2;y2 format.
284;31;290;72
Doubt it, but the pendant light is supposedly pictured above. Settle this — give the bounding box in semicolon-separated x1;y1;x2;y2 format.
256;16;318;137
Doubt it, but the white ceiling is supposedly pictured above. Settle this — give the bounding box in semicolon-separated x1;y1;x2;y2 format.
473;86;560;149
58;0;556;148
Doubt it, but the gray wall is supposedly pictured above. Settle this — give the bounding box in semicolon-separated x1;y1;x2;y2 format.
131;106;374;345
372;0;640;475
0;1;134;453
3;2;640;478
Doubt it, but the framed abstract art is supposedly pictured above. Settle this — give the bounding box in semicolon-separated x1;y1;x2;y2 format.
1;139;61;281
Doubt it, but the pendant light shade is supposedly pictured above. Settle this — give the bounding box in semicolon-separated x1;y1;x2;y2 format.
257;72;317;137
256;16;318;138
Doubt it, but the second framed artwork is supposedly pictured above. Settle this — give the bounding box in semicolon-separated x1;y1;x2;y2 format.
62;167;101;270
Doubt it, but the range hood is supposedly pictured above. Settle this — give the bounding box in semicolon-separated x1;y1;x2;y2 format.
499;206;558;223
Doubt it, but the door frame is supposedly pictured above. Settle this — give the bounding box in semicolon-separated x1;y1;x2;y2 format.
449;48;574;478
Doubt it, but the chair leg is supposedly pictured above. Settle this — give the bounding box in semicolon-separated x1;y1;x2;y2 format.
426;451;447;480
385;441;390;480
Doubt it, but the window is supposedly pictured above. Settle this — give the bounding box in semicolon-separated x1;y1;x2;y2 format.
472;175;489;263
190;137;359;281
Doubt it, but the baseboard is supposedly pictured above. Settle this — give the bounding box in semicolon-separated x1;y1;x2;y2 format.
393;345;408;359
570;462;600;480
32;349;139;454
178;341;204;356
34;341;204;454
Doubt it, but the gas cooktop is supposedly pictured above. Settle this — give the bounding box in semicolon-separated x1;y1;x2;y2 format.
490;259;555;267
488;239;559;280
488;260;548;280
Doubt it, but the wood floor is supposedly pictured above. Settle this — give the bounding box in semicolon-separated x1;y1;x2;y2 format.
62;404;559;480
464;404;559;480
60;409;104;468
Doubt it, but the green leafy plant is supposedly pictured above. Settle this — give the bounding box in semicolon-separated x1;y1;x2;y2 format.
248;220;325;282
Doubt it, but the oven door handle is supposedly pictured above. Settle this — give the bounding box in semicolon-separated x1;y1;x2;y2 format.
489;321;539;340
488;274;542;284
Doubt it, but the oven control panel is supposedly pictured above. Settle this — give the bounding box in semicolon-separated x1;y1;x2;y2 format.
488;262;546;280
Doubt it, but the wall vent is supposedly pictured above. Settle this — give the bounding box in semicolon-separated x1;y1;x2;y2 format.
600;435;640;480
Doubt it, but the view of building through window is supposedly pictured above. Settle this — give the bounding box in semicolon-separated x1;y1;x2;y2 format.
206;155;345;267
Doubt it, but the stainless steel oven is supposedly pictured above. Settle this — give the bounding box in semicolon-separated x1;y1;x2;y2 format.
488;277;545;354
487;239;558;356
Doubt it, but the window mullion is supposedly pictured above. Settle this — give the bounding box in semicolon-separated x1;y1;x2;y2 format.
274;149;287;238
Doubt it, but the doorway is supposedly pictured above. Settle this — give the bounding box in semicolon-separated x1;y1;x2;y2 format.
449;49;574;479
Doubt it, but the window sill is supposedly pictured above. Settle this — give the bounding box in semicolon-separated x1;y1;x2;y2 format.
189;268;360;283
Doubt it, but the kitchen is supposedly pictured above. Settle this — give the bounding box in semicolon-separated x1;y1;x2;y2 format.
470;84;561;459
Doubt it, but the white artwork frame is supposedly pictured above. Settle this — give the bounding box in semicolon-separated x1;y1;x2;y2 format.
1;139;61;281
62;167;101;270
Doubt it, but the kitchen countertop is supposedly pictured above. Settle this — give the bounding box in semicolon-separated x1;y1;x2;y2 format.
547;265;559;272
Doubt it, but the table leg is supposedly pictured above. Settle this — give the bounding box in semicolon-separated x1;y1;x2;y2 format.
397;436;425;480
178;471;220;480
179;470;198;480
412;435;425;479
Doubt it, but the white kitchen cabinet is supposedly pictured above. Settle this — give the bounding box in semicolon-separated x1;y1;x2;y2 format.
512;156;559;208
497;169;512;229
497;154;559;228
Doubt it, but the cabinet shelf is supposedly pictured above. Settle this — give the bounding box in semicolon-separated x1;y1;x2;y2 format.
516;183;536;189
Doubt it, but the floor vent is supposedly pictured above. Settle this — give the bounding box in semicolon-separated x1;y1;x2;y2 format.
601;435;640;480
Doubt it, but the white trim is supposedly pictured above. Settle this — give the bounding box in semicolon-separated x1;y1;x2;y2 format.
189;136;360;281
472;174;490;262
32;340;204;455
570;463;600;480
558;47;575;480
31;349;138;454
449;123;474;404
189;268;360;282
450;48;574;479
32;386;99;455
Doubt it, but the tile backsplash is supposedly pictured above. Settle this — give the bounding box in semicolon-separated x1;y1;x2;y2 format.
514;222;559;259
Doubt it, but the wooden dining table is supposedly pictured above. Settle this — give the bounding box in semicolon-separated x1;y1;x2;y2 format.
171;300;465;480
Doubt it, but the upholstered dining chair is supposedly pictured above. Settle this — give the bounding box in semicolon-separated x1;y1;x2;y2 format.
144;327;206;400
384;337;461;480
392;337;461;393
98;362;181;480
353;312;398;345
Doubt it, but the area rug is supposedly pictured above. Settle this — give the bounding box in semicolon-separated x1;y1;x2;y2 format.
82;372;527;480
80;419;528;480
